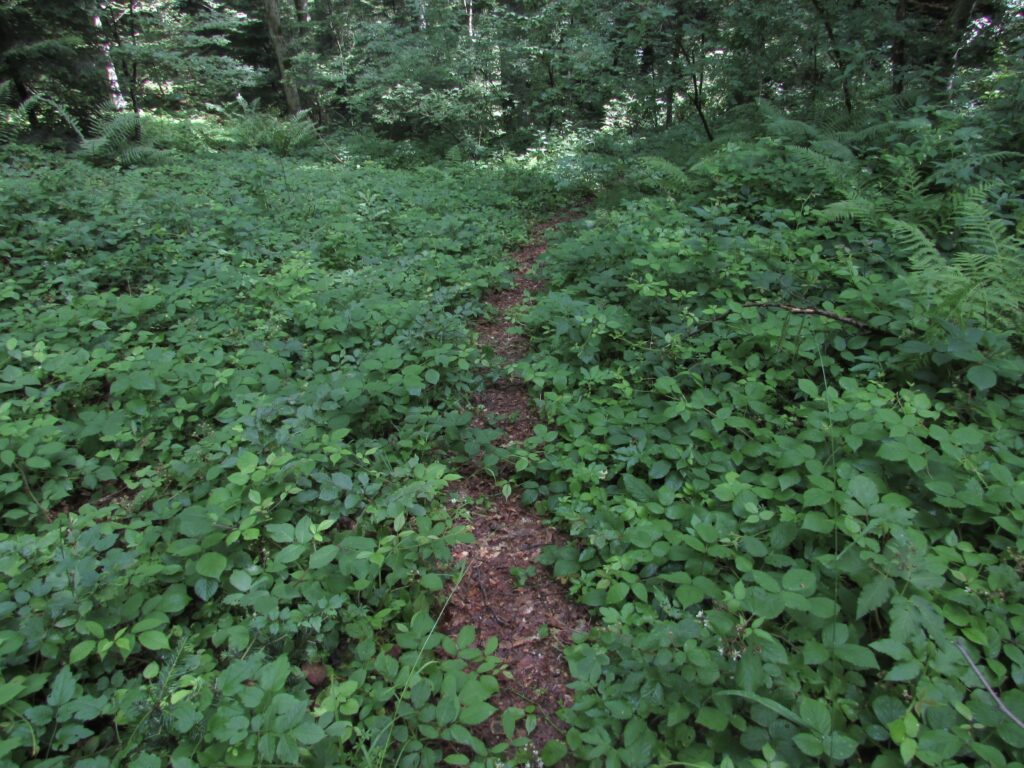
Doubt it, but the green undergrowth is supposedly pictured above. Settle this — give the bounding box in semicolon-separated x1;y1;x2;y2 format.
502;112;1024;766
0;145;577;767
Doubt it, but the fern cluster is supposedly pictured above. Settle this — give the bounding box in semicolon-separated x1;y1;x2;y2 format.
776;109;1024;340
81;109;163;167
908;187;1023;334
0;84;83;145
217;96;320;156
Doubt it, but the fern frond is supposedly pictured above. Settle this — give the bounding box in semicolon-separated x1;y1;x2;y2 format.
884;217;942;269
0;89;84;143
809;138;856;163
755;100;819;141
953;188;1014;259
632;155;689;196
843;117;930;146
817;197;876;224
903;191;1024;334
81;110;160;166
786;145;858;194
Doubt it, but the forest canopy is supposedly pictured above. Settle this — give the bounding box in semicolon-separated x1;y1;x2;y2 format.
2;0;1022;149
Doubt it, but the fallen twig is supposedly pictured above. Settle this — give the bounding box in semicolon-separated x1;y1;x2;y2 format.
956;638;1024;731
682;300;878;339
471;566;512;628
742;302;875;332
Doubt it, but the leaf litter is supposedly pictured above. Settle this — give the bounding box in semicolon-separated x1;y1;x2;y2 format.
442;212;591;762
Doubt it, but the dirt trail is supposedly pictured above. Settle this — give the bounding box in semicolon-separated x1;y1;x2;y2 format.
442;212;590;757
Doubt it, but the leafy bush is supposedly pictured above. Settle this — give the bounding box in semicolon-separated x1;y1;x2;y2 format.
0;144;561;767
504;112;1024;767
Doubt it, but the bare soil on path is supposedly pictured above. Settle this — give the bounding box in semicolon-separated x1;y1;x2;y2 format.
441;211;590;757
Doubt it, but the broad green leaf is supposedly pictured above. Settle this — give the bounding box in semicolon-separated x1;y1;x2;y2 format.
798;697;831;734
70;640;95;664
138;631;171;651
794;733;823;757
885;660;923;681
716;692;802;729
856;577;893;618
260;656;292;693
835;644;878;669
459;700;496;726
195;552;228;579
501;707;523;738
236;450;259;474
696;707;729;731
782;568;817;595
0;680;25;708
966;365;996;391
292;720;326;745
309;545;339;570
847;474;879;506
47;666;76;707
649;460;672;479
540;740;568;765
230;570;253;592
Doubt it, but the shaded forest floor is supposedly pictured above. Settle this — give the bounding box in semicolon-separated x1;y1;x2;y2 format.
2;116;1023;767
442;212;591;755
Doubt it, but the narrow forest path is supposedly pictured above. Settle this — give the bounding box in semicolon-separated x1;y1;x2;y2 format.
441;211;591;761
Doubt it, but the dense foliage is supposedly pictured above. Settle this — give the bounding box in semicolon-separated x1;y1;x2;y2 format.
2;0;1023;766
511;105;1024;766
3;0;1023;151
0;145;587;766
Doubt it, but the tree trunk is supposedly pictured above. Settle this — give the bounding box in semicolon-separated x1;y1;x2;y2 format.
808;0;853;113
264;0;301;114
901;0;983;93
92;4;127;110
691;72;714;141
892;0;908;94
464;0;474;38
680;41;713;141
294;0;311;23
125;0;142;138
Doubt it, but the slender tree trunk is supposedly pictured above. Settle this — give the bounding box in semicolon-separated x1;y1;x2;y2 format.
545;58;556;131
680;41;713;141
945;0;979;94
808;0;852;113
900;0;978;95
126;0;142;138
416;0;427;30
892;0;908;94
319;0;345;53
665;32;682;128
92;4;127;110
294;0;311;23
464;0;474;38
264;0;302;113
691;72;713;141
